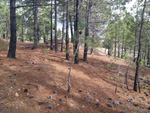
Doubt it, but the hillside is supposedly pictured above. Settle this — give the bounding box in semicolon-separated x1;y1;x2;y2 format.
0;40;150;113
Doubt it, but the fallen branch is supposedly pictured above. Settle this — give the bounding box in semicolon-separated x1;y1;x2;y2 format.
67;38;80;93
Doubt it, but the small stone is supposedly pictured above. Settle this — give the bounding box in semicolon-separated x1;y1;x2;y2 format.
46;104;52;109
0;63;3;65
59;98;63;101
120;111;126;113
140;106;144;109
44;58;48;61
79;89;82;93
9;64;14;66
107;103;113;108
47;96;52;99
139;96;145;101
15;93;19;97
69;103;74;107
87;93;90;97
89;97;93;100
96;103;100;106
29;95;34;99
54;85;58;88
113;101;119;105
53;91;57;94
4;69;7;71
127;98;132;103
24;89;28;92
20;102;24;105
26;93;30;97
133;103;138;107
95;99;99;102
38;101;45;105
14;74;17;76
0;101;5;104
108;97;112;100
25;61;29;64
93;92;97;95
148;106;150;110
144;92;149;96
125;105;130;108
119;101;124;105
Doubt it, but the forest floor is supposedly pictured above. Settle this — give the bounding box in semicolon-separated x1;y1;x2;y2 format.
0;39;150;113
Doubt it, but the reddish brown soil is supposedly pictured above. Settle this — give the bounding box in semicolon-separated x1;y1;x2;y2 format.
0;40;150;113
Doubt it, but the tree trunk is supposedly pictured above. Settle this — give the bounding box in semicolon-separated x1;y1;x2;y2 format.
83;0;91;61
22;17;24;42
114;37;117;58
147;44;150;67
6;19;8;40
144;30;150;67
133;30;137;62
43;21;46;43
73;0;76;54
121;31;124;58
32;0;38;49
124;46;126;53
108;49;111;56
118;40;120;58
133;0;139;62
74;0;79;64
37;23;40;42
66;0;69;60
3;34;5;39
54;0;58;53
61;7;65;52
121;44;124;58
70;15;74;43
144;44;147;66
50;0;53;50
7;0;16;58
133;0;147;92
22;24;24;42
90;33;94;54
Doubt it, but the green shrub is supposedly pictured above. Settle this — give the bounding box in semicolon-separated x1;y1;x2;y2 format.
107;76;114;80
142;88;147;92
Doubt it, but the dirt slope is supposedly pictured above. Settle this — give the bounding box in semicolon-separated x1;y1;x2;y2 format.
0;40;150;113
